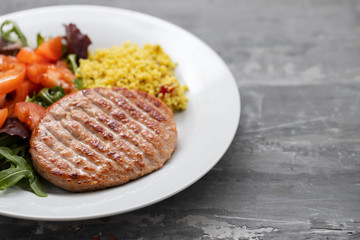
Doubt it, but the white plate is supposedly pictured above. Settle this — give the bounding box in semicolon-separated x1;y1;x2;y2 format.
0;5;240;221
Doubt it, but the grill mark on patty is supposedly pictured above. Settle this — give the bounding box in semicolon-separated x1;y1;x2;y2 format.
59;104;145;174
56;111;129;177
48;121;121;184
110;109;161;159
75;111;144;173
94;90;164;154
89;90;152;134
40;127;80;172
78;98;157;171
41;123;96;178
87;103;157;157
81;106;156;170
134;90;162;108
65;123;128;177
110;108;161;148
114;87;166;122
33;140;71;176
86;90;161;154
43;122;100;175
132;90;173;125
32;132;66;171
95;89;163;135
55;108;137;175
108;90;170;146
47;112;103;169
79;103;154;156
113;92;164;135
33;139;93;182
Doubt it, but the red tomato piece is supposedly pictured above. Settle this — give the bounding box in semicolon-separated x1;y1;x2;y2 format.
26;62;75;92
17;47;49;65
15;102;45;130
13;80;30;103
2;81;32;118
0;55;26;95
26;63;51;84
0;95;5;108
35;36;63;62
159;85;175;95
56;60;68;68
0;108;8;128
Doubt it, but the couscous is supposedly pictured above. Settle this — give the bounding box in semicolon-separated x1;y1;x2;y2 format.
77;42;188;112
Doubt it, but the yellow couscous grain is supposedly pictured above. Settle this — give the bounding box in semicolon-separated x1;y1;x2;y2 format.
77;42;188;112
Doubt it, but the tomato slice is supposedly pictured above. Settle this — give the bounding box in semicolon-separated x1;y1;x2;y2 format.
1;80;40;118
35;36;63;61
0;108;8;128
0;95;5;108
0;55;26;95
26;63;50;84
15;102;45;130
17;47;49;65
43;65;75;87
26;62;75;92
56;60;68;68
13;81;30;103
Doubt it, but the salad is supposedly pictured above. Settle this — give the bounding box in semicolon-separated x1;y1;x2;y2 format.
0;20;91;196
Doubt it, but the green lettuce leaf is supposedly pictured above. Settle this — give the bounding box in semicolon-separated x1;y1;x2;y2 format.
26;86;65;108
0;147;47;197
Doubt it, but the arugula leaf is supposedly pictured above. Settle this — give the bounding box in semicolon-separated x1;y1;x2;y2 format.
26;86;65;108
36;33;45;47
0;147;47;197
0;168;28;189
73;78;83;90
66;53;78;74
28;176;46;197
9;142;28;158
0;20;28;46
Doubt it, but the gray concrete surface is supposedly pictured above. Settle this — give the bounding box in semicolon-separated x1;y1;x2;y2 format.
1;0;360;239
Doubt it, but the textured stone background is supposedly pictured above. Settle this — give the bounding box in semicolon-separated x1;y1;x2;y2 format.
1;0;360;239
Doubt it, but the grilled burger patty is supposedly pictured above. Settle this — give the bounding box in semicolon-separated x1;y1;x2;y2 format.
30;87;177;192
